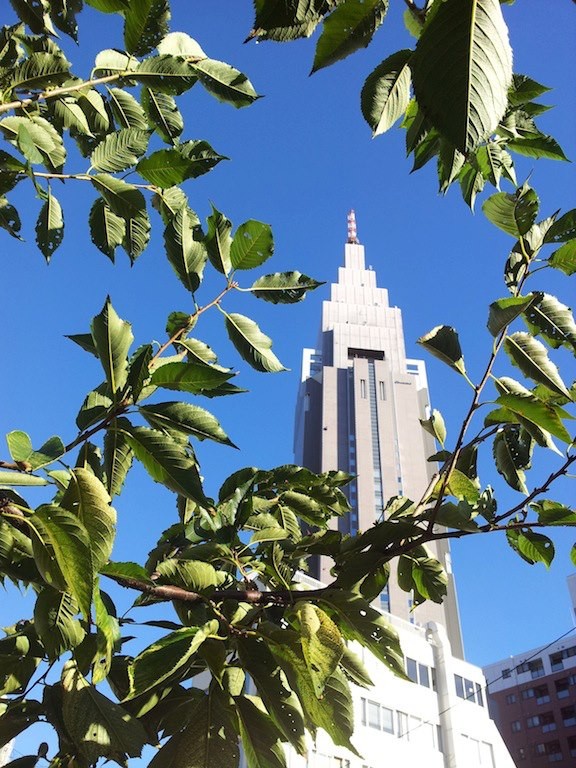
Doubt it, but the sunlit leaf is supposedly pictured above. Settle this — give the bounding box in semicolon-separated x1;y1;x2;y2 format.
224;313;286;373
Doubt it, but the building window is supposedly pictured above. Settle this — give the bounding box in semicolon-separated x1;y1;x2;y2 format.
522;684;550;704
568;735;576;758
555;678;570;699
561;705;576;727
533;741;562;761
455;675;484;705
378;381;385;400
550;652;564;671
541;712;557;733
361;699;394;734
506;693;517;705
502;668;511;679
406;658;418;683
419;663;430;689
527;716;540;728
511;721;521;733
518;747;526;760
360;379;367;398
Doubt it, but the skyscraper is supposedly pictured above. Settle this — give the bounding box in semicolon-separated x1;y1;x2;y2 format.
294;211;463;658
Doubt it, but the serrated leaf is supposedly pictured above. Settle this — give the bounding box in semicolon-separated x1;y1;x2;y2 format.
33;588;84;659
89;198;126;262
6;431;64;470
493;426;531;494
250;271;323;304
122;425;207;504
549;241;576;276
531;500;576;527
544;209;576;244
61;468;116;572
137;141;225;187
90;128;149;173
224;313;286;373
0;115;66;172
103;420;134;498
140;402;234;447
122;205;150;262
249;527;288;544
77;88;110;134
524;293;576;352
127;622;217;699
35;189;64;262
504;332;570;398
205;206;232;275
76;384;112;431
235;696;286;768
93;48;138;77
193;58;259;108
90;297;133;397
312;0;388;74
107;87;148;129
459;162;485;210
487;294;541;337
230;220;274;270
141;87;183;143
411;0;512;153
32;505;93;618
0;196;22;238
123;0;170;57
508;133;568;161
237;637;306;754
149;361;234;393
52;94;93;136
91;173;146;221
62;660;147;762
361;49;411;135
417;325;466;375
296;603;343;698
495;393;572;445
317;589;405;676
133;54;197;95
10;52;70;93
419;408;446;447
248;0;329;42
508;74;551;107
482;184;539;237
506;529;554;567
0;471;48;486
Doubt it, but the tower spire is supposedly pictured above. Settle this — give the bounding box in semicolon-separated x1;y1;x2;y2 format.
347;209;359;244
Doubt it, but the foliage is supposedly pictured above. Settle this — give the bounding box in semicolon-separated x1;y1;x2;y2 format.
0;1;574;767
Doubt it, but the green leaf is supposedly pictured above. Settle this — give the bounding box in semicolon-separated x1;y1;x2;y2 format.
230;220;274;270
0;471;48;486
487;294;541;337
104;419;134;497
250;271;323;304
35;189;64;263
224;313;287;373
107;87;148;130
148;688;239;768
90;128;149;173
0;196;22;238
157;31;206;58
493;426;531;494
549;241;576;277
9;52;70;93
89;198;126;262
32;505;93;618
77;88;110;134
0;115;66;171
140;402;235;447
339;645;373;688
531;500;576;527
6;431;64;470
91;172;146;220
150;361;234;393
506;529;555;567
52;94;93;136
417;325;466;375
193;59;259;108
361;50;412;136
122;425;208;504
475;142;515;189
544;209;576;244
508;74;551;107
134;54;197;95
296;603;343;698
482;184;539;237
90;297;133;397
137;141;226;187
237;637;306;754
410;0;512;153
163;207;207;292
235;696;286;768
33;588;84;659
141;87;183;143
249;527;288;544
100;560;153;583
205;206;232;275
508;133;568;161
248;0;328;42
127;622;217;699
504;332;570;398
127;344;153;402
419;408;446;447
312;0;389;74
123;0;170;57
459;162;485;210
495;392;572;445
93;48;137;77
62;660;147;762
524;293;576;352
60;468;116;572
318;589;405;676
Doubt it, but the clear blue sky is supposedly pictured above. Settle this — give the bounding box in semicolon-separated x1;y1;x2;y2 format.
1;0;575;692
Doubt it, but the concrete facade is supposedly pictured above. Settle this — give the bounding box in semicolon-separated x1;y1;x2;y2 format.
484;630;576;765
294;216;463;656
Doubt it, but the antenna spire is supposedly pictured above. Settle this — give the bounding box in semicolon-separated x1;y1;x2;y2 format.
347;209;359;244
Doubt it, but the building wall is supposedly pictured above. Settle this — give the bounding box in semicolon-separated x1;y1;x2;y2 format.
294;232;463;657
484;636;576;765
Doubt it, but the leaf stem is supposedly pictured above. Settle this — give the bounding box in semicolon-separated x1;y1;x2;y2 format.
0;73;124;115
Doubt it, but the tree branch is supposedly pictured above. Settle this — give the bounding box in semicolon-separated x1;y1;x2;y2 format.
0;74;123;115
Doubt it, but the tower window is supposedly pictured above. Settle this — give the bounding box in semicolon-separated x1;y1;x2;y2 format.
360;379;367;398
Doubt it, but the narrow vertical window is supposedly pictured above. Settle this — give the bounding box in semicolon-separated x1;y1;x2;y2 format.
379;381;385;400
360;379;366;398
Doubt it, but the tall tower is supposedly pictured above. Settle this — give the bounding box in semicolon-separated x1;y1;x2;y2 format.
295;211;464;658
